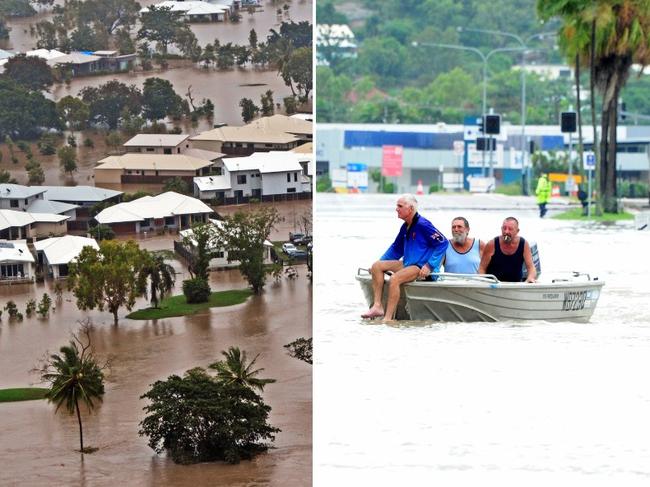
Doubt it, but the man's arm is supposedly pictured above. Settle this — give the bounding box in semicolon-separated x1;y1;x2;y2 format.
380;225;405;261
523;240;537;283
478;239;486;257
478;239;495;274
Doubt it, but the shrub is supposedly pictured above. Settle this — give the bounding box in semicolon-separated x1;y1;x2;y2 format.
4;301;19;319
182;278;211;304
83;138;94;148
37;293;52;317
25;299;37;317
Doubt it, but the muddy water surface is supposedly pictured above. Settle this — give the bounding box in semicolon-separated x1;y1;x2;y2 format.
0;221;311;485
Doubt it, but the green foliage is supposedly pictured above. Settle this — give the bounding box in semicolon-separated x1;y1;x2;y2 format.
38;325;106;452
3;54;54;91
81;80;142;130
137;252;176;308
283;95;297;115
284;337;312;364
67;240;145;325
617;180;648;199
137;5;185;55
552;207;634;221
56;96;90;133
128;289;251;319
0;388;49;403
83;137;94;148
216;207;282;294
316;175;332;192
139;350;279;464
37;133;58;155
495;182;523;196
57;145;77;174
87;224;115;241
239;97;259;123
142;77;185;122
0;0;36;17
25;299;37;317
37;293;52;317
4;300;19;319
182;277;211;304
162;176;189;195
0;79;61;139
316;0;348;24
428;184;441;193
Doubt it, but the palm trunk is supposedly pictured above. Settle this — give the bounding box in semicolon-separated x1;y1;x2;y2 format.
113;309;119;326
575;54;584;182
590;21;602;215
75;398;84;452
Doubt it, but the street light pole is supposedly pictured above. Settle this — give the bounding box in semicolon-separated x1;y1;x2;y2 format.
456;28;555;193
412;41;525;177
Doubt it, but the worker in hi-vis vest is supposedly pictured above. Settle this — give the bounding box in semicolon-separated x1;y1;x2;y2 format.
535;173;552;218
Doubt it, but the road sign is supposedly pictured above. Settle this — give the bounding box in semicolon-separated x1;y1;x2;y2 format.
381;145;403;177
583;152;596;170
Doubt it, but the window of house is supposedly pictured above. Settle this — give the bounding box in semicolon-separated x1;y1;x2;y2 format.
165;216;175;226
146;148;155;152
215;251;224;258
287;188;296;193
237;175;247;185
294;172;298;182
164;148;172;154
177;148;181;153
287;173;291;182
10;200;18;208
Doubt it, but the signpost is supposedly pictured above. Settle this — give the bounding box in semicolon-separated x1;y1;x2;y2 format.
583;151;595;217
347;163;368;193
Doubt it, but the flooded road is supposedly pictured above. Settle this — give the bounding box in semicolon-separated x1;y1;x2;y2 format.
314;193;650;486
0;226;311;485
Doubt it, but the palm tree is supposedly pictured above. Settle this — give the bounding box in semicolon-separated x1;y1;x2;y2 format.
538;0;650;213
40;332;105;453
138;252;176;309
209;346;276;392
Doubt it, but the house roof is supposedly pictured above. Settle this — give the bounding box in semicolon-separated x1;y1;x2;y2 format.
38;185;123;203
0;184;47;199
34;235;99;265
96;153;215;171
0;240;34;264
191;125;301;144
184;148;224;161
49;52;101;66
95;191;212;224
222;151;306;174
247;114;312;136
194;174;232;191
0;210;69;231
141;1;229;15
27;199;79;215
291;142;313;154
25;49;66;60
123;134;189;147
0;49;12;60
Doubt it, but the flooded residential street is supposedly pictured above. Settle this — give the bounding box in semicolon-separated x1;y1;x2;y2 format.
0;200;312;486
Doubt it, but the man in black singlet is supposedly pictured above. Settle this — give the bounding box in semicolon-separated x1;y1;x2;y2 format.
478;216;537;283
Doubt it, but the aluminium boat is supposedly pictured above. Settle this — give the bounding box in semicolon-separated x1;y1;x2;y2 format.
356;269;605;323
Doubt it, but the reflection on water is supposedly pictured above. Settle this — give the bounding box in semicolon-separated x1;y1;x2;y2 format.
0;250;311;486
315;193;650;486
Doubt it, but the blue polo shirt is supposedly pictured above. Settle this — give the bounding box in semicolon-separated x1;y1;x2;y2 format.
381;213;448;271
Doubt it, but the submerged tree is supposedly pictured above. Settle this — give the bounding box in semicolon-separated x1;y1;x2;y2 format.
208;346;276;391
68;240;145;325
139;348;279;464
217;207;282;294
137;252;176;309
37;324;106;453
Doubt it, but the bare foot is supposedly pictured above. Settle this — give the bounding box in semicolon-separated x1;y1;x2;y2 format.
361;307;384;319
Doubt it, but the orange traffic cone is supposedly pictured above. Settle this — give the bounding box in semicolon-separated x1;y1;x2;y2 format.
551;185;560;197
416;179;424;195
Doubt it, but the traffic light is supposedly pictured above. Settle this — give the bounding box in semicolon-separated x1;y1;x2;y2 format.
620;102;627;121
529;140;536;154
484;115;500;134
476;137;496;151
560;111;577;133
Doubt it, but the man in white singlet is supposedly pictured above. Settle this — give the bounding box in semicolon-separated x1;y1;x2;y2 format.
442;217;485;274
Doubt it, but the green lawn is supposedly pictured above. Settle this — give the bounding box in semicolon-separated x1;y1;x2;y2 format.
127;289;253;320
0;388;48;403
552;207;635;221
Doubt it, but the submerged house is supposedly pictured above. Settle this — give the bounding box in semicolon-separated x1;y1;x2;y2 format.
93;191;213;235
177;218;273;270
140;1;232;22
0;240;35;282
0;210;69;240
34;235;99;279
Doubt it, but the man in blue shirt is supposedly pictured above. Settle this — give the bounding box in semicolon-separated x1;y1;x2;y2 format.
362;194;448;321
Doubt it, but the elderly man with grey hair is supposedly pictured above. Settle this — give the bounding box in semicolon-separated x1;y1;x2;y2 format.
362;193;448;321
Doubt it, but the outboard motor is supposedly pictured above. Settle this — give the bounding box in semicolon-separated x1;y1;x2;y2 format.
521;241;541;281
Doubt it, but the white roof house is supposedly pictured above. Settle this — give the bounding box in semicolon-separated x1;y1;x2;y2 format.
94;191;213;233
141;1;230;17
0;184;47;199
34;235;99;278
0;240;35;281
0;210;68;230
222;152;305;173
27;199;79;216
38;185;123;205
124;134;189;148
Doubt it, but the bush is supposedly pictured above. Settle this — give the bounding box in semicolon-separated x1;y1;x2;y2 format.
37;293;52;317
25;299;37;317
38;134;58;155
182;278;211;304
4;300;19;319
428;183;441;193
83;138;94;148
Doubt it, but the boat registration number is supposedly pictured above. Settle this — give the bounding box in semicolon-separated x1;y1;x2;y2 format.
562;291;587;311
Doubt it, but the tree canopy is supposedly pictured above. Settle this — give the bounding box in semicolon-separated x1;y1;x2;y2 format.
0;79;61;139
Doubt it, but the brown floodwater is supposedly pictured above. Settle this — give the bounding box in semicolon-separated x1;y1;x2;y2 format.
0;230;312;485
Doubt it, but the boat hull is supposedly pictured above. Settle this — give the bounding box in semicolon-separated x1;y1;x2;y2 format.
356;273;605;323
